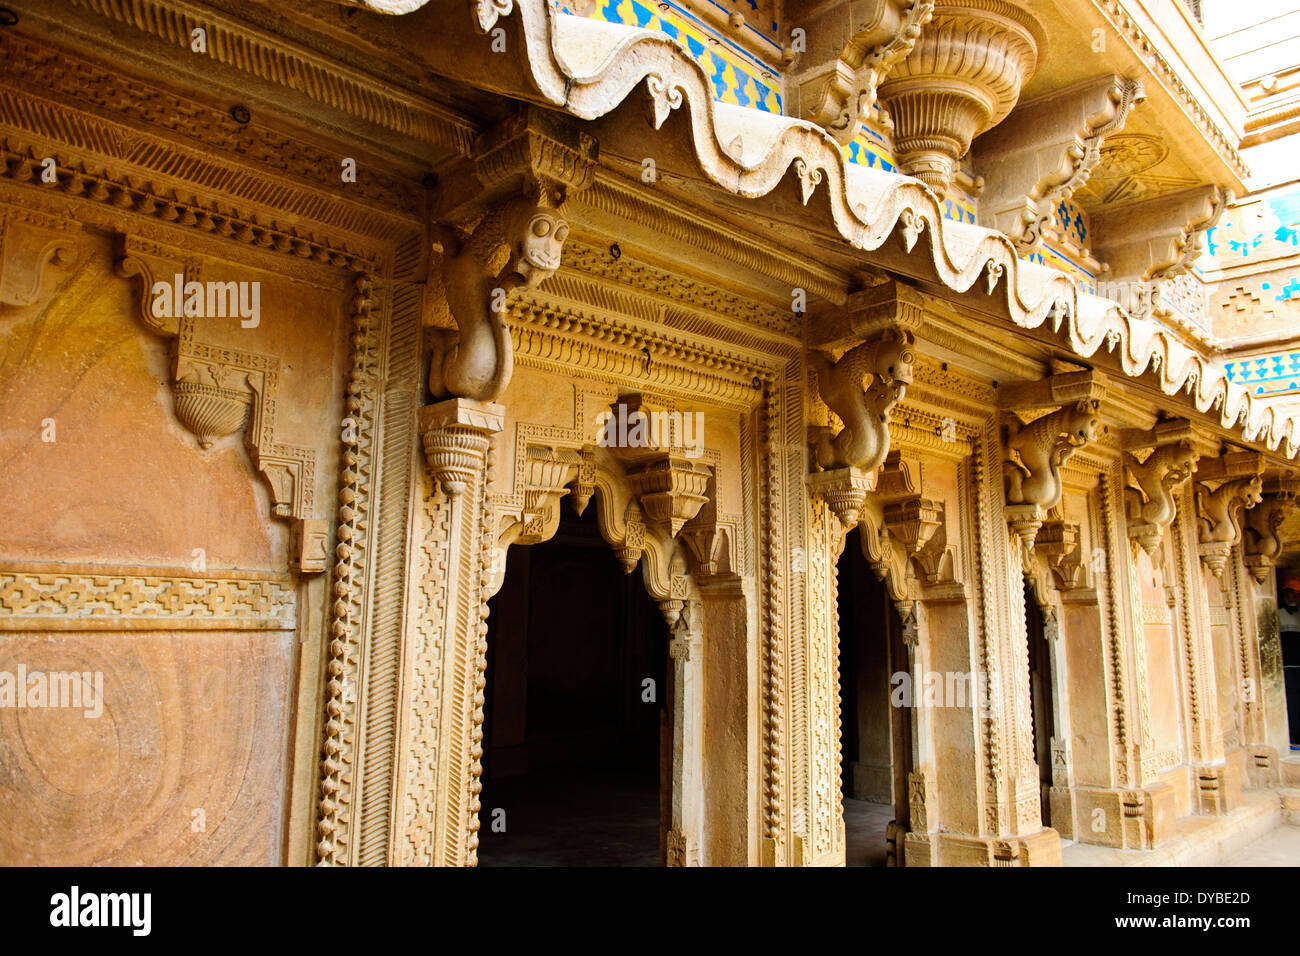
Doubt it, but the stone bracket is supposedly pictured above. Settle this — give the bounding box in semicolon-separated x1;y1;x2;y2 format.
1195;450;1264;577
976;74;1144;254
786;0;935;145
1091;184;1230;282
1121;419;1198;558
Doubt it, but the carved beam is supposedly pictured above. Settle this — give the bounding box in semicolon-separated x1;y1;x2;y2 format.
429;109;597;402
1092;185;1230;283
975;75;1144;253
1000;370;1107;552
877;0;1045;197
785;0;934;144
1195;451;1265;579
1120;419;1199;558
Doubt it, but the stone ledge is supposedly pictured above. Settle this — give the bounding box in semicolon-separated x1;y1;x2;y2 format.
1062;789;1281;867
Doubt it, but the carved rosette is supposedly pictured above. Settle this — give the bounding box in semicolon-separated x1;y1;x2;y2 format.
878;0;1045;196
418;398;504;497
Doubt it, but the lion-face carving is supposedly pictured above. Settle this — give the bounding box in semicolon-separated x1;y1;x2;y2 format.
508;204;569;286
1062;400;1100;447
876;329;917;387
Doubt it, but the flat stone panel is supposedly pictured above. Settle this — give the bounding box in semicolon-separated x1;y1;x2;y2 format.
0;630;295;865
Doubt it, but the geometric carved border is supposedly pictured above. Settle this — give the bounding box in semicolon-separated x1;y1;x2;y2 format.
0;562;297;631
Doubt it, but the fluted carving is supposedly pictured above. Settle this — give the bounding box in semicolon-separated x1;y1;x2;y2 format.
878;0;1045;196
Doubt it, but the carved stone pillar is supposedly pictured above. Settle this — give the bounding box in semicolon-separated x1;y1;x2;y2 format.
877;0;1045;196
396;396;504;865
665;599;704;867
1182;451;1262;814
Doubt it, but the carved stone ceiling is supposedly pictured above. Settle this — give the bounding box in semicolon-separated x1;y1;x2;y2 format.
994;0;1245;206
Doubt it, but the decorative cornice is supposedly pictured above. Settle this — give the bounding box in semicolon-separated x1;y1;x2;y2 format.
59;0;476;156
1092;0;1248;181
320;0;1299;459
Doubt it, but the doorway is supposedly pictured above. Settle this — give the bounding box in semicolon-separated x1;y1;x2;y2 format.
477;505;670;866
838;527;913;866
1024;580;1055;825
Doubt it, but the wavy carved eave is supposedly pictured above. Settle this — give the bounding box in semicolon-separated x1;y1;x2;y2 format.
326;0;1297;460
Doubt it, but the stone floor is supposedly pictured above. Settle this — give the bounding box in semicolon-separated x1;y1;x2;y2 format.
843;797;894;867
1215;821;1300;866
476;766;661;867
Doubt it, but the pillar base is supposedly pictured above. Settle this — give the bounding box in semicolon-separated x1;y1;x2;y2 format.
1246;746;1279;789
908;827;1062;866
1195;763;1242;815
1049;784;1176;849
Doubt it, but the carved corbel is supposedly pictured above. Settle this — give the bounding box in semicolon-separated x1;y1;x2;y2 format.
875;452;953;584
975;75;1144;254
428;109;597;402
0;211;81;309
1000;370;1106;553
876;0;1046;196
615;501;648;574
1037;518;1085;590
808;283;923;531
1120;419;1199;558
418;397;504;497
1194;452;1265;579
1092;185;1230;283
604;395;714;538
679;490;735;582
786;0;934;144
1243;475;1299;584
501;444;584;546
290;518;331;575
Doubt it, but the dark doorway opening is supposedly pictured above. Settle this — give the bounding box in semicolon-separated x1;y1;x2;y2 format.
838;527;913;867
1025;581;1054;825
478;505;670;866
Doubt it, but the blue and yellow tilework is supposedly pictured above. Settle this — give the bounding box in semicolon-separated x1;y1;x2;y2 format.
1204;184;1300;295
556;0;782;112
1225;352;1300;395
1054;198;1088;249
1022;244;1097;295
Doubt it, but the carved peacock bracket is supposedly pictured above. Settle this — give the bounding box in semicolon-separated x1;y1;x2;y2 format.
1243;474;1300;585
999;369;1107;557
1194;451;1265;580
807;280;924;532
425;109;596;403
1120;419;1199;560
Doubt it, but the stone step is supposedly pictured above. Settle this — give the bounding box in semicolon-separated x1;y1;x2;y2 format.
1281;788;1300;826
1063;789;1282;866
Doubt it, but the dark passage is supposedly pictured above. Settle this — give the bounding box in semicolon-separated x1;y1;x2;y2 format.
838;527;912;867
1025;581;1055;825
478;506;669;866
